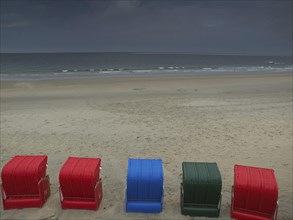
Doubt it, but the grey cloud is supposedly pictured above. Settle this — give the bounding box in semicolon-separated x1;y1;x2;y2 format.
0;0;292;55
1;21;31;28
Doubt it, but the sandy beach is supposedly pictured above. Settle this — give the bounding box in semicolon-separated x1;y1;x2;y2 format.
0;72;292;219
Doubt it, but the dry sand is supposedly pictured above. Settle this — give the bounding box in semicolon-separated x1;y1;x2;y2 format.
0;72;292;219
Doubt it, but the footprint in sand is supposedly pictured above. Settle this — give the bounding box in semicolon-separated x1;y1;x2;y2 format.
177;89;187;93
133;88;145;91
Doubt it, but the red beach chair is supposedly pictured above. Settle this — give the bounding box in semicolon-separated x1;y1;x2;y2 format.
59;157;102;210
231;164;278;220
1;155;50;210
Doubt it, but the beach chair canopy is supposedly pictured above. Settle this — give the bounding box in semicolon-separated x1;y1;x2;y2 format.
59;156;102;210
126;158;164;213
231;164;278;220
181;162;222;217
1;155;50;209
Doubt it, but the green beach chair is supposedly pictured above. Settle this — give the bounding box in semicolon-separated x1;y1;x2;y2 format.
181;162;222;217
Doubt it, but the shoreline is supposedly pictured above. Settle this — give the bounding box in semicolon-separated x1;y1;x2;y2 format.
1;70;292;82
1;69;292;81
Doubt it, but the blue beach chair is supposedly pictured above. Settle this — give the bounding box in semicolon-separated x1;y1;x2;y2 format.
126;158;164;213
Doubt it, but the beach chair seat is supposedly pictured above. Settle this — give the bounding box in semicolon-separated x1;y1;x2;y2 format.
181;162;222;217
126;158;164;213
231;164;278;220
1;155;50;210
59;157;102;210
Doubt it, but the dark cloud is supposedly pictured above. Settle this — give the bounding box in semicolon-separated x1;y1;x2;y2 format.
1;0;292;55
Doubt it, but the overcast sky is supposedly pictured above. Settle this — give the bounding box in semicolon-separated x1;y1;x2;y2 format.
1;0;292;55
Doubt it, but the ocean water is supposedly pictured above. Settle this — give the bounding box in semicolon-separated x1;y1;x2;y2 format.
0;52;292;80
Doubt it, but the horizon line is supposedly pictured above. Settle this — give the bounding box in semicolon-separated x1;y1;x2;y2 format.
0;51;291;56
